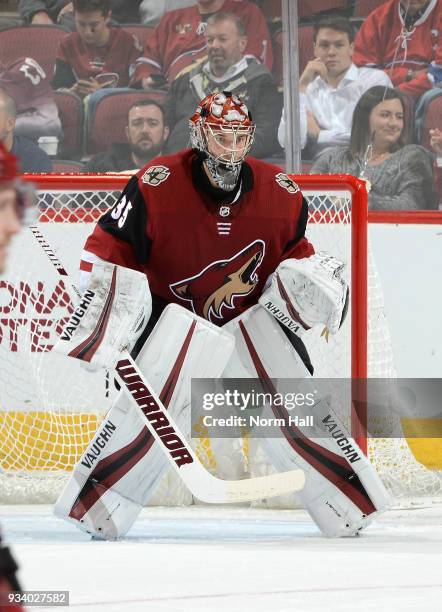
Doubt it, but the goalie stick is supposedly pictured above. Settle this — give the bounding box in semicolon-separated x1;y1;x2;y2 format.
30;225;305;503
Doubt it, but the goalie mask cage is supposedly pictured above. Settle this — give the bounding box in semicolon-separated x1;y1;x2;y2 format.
0;174;440;506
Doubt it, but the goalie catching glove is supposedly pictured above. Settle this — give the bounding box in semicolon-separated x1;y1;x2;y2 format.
258;252;349;337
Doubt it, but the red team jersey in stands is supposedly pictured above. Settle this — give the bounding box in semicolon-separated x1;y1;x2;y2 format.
0;56;61;140
83;150;314;325
131;0;273;85
353;0;441;98
0;57;54;112
55;27;142;86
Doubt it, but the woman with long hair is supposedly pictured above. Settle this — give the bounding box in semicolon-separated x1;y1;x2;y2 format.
311;86;437;210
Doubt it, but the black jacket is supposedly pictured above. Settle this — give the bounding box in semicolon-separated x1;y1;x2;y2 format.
12;134;52;173
83;143;138;173
163;58;282;158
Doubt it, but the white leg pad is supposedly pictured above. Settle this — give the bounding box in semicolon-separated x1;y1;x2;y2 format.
255;397;391;537
55;304;234;538
223;305;391;537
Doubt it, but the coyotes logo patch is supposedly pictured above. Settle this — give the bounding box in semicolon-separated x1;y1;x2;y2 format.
170;240;265;322
141;165;170;186
276;173;300;194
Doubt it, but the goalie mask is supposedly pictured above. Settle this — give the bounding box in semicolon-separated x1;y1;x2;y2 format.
0;142;37;226
189;91;255;191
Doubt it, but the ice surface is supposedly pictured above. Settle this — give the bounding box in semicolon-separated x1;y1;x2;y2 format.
1;504;441;612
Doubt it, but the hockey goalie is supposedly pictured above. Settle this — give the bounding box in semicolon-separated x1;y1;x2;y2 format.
53;91;390;539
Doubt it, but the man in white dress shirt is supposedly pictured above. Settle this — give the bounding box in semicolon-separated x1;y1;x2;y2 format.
279;16;392;159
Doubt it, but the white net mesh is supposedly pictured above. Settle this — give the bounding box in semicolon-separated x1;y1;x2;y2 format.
0;178;440;505
0;188;118;502
365;252;441;501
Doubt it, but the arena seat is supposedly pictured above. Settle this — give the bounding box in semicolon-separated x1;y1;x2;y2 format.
261;0;348;22
272;29;283;88
272;23;315;85
301;161;313;173
53;90;84;158
51;159;85;173
121;24;154;49
352;0;385;18
298;24;314;75
260;0;282;23
0;25;68;76
299;0;348;20
85;90;167;155
273;24;314;78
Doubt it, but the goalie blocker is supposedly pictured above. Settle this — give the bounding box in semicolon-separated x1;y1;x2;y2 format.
259;253;349;337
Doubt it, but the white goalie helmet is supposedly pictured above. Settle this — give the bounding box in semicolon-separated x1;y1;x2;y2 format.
189;91;255;191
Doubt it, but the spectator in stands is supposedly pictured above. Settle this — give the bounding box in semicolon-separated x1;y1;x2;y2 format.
0;88;52;172
20;0;143;28
51;0;142;96
353;0;441;99
163;12;280;157
84;99;169;172
131;0;273;89
311;86;437;210
0;57;61;142
279;16;392;159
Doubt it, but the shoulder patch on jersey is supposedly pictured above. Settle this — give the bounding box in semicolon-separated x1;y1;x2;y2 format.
275;173;300;194
141;165;170;186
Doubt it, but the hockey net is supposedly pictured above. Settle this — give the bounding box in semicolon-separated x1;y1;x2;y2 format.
0;174;440;505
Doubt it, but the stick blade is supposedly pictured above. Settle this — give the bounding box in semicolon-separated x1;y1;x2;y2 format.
224;468;305;503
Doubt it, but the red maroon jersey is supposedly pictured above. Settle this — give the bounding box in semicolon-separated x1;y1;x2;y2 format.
0;57;55;112
353;0;441;98
83;149;314;326
54;27;142;86
131;0;273;85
